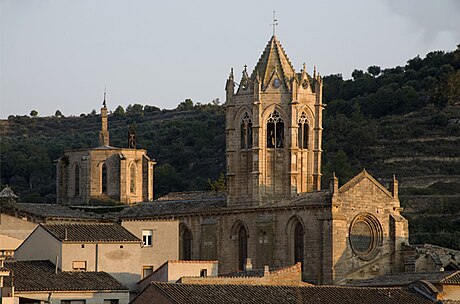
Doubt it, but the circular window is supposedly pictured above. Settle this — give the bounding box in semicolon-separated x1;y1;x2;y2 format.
349;213;382;260
273;78;281;88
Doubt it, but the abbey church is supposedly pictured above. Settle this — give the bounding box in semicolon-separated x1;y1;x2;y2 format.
57;35;410;284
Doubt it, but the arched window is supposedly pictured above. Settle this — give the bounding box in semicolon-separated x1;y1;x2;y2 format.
238;225;248;271
74;164;80;196
181;227;192;261
130;163;136;193
240;112;252;150
297;112;309;149
267;111;284;148
294;222;304;264
101;163;107;194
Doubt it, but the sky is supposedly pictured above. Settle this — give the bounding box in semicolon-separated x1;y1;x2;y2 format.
1;0;459;118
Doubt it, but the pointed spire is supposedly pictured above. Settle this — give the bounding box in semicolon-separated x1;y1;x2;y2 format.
99;89;110;146
250;36;296;91
103;86;107;107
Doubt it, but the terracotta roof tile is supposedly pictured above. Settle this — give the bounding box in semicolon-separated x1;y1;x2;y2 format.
135;283;435;304
4;260;128;291
348;271;459;287
441;271;460;285
41;222;140;242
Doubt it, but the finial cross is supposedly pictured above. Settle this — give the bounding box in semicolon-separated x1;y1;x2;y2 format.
270;11;278;36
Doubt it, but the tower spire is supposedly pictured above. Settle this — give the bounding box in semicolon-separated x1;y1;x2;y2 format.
98;88;110;146
103;85;107;107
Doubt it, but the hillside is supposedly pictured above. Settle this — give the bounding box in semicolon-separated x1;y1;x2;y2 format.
1;46;459;249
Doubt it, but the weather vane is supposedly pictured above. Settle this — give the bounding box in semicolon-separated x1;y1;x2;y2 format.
270;11;278;36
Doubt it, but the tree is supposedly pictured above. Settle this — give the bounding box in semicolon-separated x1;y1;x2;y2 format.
113;105;126;116
55;110;63;117
367;65;381;78
30;110;38;117
144;105;161;114
207;173;226;192
177;99;194;111
351;69;364;80
126;104;143;115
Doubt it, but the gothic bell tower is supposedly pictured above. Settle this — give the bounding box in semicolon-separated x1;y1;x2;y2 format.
225;35;324;207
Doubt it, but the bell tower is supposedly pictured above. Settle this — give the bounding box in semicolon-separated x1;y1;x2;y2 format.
225;35;324;207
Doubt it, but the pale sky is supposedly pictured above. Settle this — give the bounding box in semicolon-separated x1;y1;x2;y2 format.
1;0;459;118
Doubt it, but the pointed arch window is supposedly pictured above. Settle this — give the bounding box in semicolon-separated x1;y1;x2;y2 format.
101;163;107;194
74;164;80;196
181;227;192;261
294;222;304;264
240;112;253;150
267;111;284;148
130;163;136;193
298;112;309;149
238;225;248;271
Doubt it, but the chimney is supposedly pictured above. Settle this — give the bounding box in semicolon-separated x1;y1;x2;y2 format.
244;258;252;271
330;172;339;195
264;265;270;277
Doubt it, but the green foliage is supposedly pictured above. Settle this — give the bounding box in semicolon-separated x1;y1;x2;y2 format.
113;105;125;116
30;110;38;117
55;110;63;117
177;99;194;111
208;173;226;192
367;65;381;77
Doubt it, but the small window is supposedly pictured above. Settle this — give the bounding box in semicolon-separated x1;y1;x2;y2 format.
200;269;207;277
104;300;119;304
101;163;108;194
81;244;85;248
120;245;123;249
240;112;253;150
142;230;153;247
130;163;136;193
298;112;309;149
62;301;86;304
74;164;80;196
143;266;154;278
72;261;87;271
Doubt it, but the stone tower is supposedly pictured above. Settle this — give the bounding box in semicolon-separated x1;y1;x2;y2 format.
98;94;110;146
225;35;324;206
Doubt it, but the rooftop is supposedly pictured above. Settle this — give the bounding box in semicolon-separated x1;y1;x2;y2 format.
119;191;329;220
4;260;128;292
41;222;141;243
347;270;460;287
133;282;434;304
10;203;101;221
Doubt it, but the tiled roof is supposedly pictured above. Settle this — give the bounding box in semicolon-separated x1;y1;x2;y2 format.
119;198;227;219
0;186;18;199
4;260;128;291
13;203;101;220
441;271;460;285
119;191;329;220
347;271;459;287
134;283;434;304
157;191;225;201
41;222;140;242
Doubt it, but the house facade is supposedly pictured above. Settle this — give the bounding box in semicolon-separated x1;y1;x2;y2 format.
14;222;179;291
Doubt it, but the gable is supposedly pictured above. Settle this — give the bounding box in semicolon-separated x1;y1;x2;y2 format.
339;171;393;200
